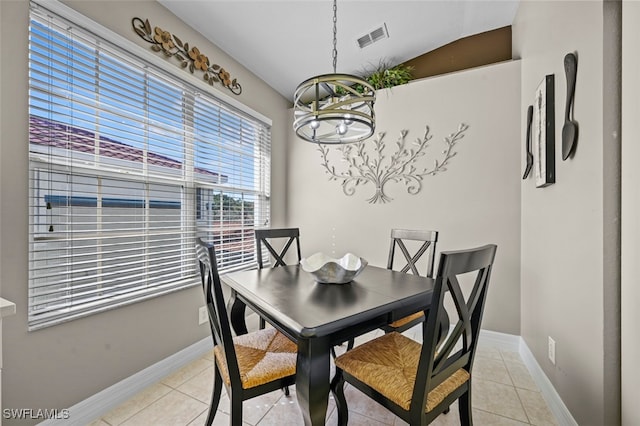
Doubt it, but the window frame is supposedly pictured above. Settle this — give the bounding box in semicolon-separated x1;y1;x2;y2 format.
27;0;272;330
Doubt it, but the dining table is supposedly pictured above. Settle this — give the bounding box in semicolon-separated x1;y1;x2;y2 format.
222;264;436;426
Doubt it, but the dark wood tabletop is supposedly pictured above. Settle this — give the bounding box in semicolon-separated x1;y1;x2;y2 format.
222;264;435;426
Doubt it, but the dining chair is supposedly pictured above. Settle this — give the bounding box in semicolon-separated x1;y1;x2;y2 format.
331;244;497;425
382;229;439;334
196;237;297;426
255;228;301;329
255;227;301;269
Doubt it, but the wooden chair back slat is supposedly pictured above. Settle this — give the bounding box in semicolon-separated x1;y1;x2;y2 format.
387;229;439;277
255;228;301;269
195;238;241;383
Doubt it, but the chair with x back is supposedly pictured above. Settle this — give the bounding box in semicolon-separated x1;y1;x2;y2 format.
196;237;297;426
331;244;497;425
254;228;302;329
382;229;439;333
255;228;301;269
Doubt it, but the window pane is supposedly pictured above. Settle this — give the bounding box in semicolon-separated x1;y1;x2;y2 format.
28;3;271;329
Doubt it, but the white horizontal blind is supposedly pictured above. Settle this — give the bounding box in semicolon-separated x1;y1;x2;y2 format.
28;3;271;330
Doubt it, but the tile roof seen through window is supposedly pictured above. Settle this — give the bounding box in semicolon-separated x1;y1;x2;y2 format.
29;115;226;182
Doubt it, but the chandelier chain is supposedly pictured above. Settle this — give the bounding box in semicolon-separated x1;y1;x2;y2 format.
292;0;375;144
332;0;337;74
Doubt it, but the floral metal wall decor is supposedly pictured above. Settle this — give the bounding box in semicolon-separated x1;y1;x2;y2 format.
318;123;469;203
132;18;242;95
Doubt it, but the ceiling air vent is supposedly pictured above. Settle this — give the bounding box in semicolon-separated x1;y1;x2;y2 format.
356;24;388;49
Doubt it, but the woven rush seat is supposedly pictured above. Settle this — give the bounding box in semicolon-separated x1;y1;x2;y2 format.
214;327;297;389
334;331;469;412
388;311;424;329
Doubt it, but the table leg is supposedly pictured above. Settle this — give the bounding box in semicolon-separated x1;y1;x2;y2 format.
296;336;331;426
228;289;248;336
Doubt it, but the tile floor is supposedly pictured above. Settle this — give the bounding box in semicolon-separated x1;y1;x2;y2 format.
89;319;558;426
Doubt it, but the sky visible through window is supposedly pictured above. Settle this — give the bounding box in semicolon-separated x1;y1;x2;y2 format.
29;19;258;189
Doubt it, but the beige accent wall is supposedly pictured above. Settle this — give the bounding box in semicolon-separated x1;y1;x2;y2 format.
404;26;512;81
621;2;640;424
0;0;289;422
286;60;522;335
513;1;620;424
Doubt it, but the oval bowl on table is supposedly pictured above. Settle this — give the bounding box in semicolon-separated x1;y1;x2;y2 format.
300;253;368;284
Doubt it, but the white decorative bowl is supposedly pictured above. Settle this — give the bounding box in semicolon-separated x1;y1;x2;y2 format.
300;253;368;284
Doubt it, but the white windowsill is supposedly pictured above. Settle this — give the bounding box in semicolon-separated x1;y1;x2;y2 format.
0;298;16;318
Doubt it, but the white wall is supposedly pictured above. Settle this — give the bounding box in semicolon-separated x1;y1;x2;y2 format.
513;1;620;424
621;1;640;424
287;61;522;335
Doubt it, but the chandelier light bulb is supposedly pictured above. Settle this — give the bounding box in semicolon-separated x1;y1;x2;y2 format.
336;122;348;135
343;114;353;125
310;120;320;129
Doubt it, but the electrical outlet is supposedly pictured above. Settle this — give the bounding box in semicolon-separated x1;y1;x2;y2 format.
198;306;208;325
548;336;556;365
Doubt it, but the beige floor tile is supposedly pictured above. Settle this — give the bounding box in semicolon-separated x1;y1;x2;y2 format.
505;360;539;391
474;357;514;386
472;378;529;423
516;388;558;426
392;401;530;426
326;407;392;425
102;381;173;425
501;350;525;364
188;409;252;426
120;390;207;426
337;384;398;425
476;345;504;360
178;366;216;404
402;324;423;342
161;357;213;389
87;419;110;426
201;348;215;361
216;389;285;425
256;387;336;425
473;408;530;425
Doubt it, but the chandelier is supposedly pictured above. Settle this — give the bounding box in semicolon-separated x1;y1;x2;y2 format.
293;0;376;144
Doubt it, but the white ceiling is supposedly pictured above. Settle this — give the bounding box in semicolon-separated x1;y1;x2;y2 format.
158;1;520;101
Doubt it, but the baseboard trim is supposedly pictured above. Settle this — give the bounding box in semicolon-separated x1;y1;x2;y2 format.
518;338;578;426
39;337;213;425
478;328;521;351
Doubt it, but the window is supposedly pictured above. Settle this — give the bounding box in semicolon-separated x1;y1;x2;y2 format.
28;2;271;330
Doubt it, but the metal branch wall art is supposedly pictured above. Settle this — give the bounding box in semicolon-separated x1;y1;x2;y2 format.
132;18;242;95
318;123;469;203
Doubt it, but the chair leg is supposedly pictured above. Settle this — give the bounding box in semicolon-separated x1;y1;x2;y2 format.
331;339;354;360
259;316;266;330
205;367;223;426
229;392;244;426
330;369;348;426
458;388;472;426
346;338;354;351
